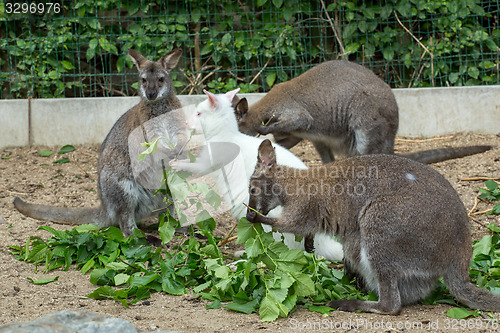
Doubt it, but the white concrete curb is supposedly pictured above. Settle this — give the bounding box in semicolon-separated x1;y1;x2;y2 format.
1;87;498;148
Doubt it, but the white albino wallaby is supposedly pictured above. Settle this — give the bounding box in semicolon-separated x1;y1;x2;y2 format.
247;139;500;315
170;88;343;262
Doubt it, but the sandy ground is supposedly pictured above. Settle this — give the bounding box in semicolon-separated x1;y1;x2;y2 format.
0;133;499;332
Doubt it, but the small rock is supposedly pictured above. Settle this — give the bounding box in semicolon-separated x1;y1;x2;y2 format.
0;311;184;333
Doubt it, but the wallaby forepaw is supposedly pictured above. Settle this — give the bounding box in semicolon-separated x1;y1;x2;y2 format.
169;159;181;170
246;209;257;223
327;299;362;313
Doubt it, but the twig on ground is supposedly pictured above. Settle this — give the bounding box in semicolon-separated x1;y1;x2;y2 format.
470;208;493;216
217;235;238;247
460;177;500;182
469;216;488;228
468;196;480;217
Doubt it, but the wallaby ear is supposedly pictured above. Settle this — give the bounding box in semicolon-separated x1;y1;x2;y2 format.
257;139;276;173
203;89;218;109
159;48;183;71
231;94;240;110
128;49;148;70
234;98;248;122
225;88;240;103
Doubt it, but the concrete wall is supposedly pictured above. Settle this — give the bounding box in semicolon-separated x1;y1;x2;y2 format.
0;87;498;148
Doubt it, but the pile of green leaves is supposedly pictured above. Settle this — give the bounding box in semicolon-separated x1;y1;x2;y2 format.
10;217;500;321
9;218;372;321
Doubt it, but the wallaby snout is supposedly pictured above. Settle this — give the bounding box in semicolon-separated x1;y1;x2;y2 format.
146;89;158;101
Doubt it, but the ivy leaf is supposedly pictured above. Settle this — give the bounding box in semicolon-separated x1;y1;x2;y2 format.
473;235;492;259
224;299;259;314
272;0;283;9
266;72;276;87
158;215;177;245
259;295;280;322
162;278;186;295
292;272;316;297
206;190;221;210
81;258;95;275
245;237;263;258
58;145;75;154
308;305;333;315
53;158;70;164
114;273;130;286
61;61;75;70
236;218;256;245
38;150;53;157
87;285;117;300
446;307;481;319
27;276;59;285
206;300;222;309
485;180;498;192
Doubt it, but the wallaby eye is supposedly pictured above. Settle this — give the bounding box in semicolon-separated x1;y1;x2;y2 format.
250;187;257;194
159;77;164;83
141;78;146;84
196;112;201;117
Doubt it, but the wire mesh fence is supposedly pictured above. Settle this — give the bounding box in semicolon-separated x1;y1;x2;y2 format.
1;0;499;99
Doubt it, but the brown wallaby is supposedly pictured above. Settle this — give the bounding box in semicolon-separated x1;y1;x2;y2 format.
235;60;491;164
14;48;188;237
246;139;500;314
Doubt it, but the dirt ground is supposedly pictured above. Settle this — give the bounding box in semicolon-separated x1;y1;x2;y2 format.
0;133;499;332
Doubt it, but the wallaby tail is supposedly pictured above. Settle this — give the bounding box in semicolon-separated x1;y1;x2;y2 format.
444;266;500;312
14;197;104;226
401;145;492;164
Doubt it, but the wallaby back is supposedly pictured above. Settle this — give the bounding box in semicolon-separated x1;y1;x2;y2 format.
235;60;491;164
246;139;500;314
14;48;187;237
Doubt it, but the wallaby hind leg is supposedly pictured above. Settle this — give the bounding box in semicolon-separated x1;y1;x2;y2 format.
343;260;368;292
328;275;402;315
311;141;335;164
354;129;394;156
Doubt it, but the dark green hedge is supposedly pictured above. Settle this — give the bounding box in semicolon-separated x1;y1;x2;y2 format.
0;0;498;98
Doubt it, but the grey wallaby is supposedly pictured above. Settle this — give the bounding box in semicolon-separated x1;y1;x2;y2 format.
14;48;187;237
246;139;500;314
235;60;491;164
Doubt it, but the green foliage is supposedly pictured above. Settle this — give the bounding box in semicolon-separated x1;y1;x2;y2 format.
329;0;500;87
38;145;76;163
11;217;500;320
9;219;367;320
446;307;481;319
1;0;498;98
479;180;500;215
